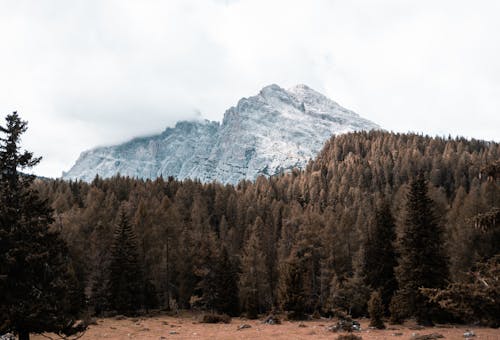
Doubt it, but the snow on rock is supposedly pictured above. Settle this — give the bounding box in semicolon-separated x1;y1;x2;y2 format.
63;84;379;184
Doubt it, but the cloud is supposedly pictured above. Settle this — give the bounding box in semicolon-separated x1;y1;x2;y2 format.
0;0;499;177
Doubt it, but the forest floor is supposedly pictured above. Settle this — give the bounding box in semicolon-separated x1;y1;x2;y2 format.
32;313;500;339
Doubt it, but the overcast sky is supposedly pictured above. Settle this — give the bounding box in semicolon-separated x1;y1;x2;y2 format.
1;0;499;178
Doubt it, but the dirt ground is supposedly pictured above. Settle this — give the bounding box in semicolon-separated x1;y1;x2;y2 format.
32;314;500;339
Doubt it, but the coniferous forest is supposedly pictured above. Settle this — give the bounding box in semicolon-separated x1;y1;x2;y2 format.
1;113;499;338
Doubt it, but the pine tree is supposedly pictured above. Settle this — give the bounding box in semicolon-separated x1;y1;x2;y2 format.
394;172;449;325
368;290;385;329
328;270;370;317
214;247;240;316
192;229;219;312
362;200;397;311
143;279;159;311
280;259;307;320
289;221;323;314
0;112;85;340
239;221;270;318
177;226;197;308
422;255;500;327
108;205;144;315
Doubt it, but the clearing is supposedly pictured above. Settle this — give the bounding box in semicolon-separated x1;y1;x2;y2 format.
32;313;500;339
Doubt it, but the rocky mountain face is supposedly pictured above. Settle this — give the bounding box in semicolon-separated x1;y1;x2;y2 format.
63;84;379;184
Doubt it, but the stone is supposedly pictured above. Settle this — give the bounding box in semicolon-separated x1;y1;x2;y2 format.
464;330;476;338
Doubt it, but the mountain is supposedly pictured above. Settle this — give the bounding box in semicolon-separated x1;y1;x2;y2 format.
63;84;379;184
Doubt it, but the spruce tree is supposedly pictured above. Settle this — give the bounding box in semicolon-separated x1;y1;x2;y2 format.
368;290;385;329
394;172;449;325
422;255;500;327
239;222;269;319
108;206;144;315
280;259;306;320
362;201;398;311
192;229;219;312
214;247;240;316
0;112;85;340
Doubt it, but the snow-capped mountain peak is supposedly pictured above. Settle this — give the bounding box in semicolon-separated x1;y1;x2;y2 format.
63;84;379;183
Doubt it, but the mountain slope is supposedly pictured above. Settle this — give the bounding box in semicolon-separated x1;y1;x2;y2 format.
63;84;379;183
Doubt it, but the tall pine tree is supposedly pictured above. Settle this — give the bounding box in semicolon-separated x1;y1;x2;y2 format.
280;258;307;320
108;205;144;315
214;246;240;316
362;200;398;311
0;112;85;340
394;172;449;325
239;221;270;318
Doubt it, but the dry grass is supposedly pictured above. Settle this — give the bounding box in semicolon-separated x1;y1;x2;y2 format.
32;313;500;339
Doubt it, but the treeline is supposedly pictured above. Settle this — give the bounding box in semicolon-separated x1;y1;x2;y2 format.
35;131;499;325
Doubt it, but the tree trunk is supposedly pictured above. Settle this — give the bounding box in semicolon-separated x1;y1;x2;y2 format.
18;329;30;340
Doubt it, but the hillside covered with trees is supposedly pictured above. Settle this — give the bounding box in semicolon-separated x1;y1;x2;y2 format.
32;130;499;326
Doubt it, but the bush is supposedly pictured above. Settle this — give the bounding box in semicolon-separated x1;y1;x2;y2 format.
389;293;408;324
329;274;370;317
421;255;500;327
327;319;361;332
262;314;282;324
336;335;363;340
200;313;232;324
368;291;385;329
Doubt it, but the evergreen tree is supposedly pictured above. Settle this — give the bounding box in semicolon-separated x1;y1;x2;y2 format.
362;201;398;311
422;255;500;327
290;221;323;314
280;259;307;320
0;112;85;340
328;271;370;317
214;247;240;316
239;221;270;318
90;262;110;316
192;229;219;312
108;205;144;315
394;172;449;325
143;279;159;312
177;226;197;308
368;290;385;329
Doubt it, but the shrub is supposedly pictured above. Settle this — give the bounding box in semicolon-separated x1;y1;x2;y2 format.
336;334;363;340
200;313;232;324
329;274;370;317
262;314;282;324
389;293;408;324
368;291;385;329
422;255;500;327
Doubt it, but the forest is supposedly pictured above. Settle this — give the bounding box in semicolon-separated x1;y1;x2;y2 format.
1;113;499;339
41;131;500;322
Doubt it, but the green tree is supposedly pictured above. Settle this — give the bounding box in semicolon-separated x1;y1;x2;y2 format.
192;229;219;312
362;201;398;311
214;246;240;316
280;259;306;320
368;290;385;329
108;205;144;315
328;271;370;317
422;255;500;327
0;112;85;340
239;221;270;319
394;172;449;325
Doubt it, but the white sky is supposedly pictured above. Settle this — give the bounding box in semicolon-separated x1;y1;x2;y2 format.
0;0;499;178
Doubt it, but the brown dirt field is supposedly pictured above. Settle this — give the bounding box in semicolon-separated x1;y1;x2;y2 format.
32;314;500;340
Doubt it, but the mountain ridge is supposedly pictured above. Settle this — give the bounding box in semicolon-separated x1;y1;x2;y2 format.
63;84;379;183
